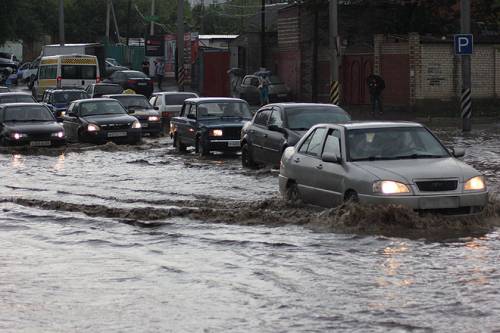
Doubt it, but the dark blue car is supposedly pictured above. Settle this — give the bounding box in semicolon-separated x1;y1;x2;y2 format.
170;97;252;156
41;89;89;121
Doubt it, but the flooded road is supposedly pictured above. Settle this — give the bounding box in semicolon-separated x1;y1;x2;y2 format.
1;124;500;332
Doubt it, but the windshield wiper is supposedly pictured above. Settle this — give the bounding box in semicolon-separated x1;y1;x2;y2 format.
351;156;396;161
393;153;445;159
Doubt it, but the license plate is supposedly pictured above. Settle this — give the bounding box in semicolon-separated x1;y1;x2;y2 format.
30;141;51;147
108;132;127;138
138;82;147;86
227;141;240;147
419;196;459;209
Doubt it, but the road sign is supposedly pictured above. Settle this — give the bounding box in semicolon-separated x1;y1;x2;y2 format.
454;34;473;55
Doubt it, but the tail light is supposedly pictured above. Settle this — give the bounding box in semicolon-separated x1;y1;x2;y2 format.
127;79;136;85
56;76;62;88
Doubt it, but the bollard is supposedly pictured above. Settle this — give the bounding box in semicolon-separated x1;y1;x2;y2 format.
177;66;185;92
461;87;471;132
330;80;340;105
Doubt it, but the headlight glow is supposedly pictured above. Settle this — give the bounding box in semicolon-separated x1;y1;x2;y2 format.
210;129;223;137
11;133;27;140
373;180;410;194
464;176;486;191
51;131;64;138
148;116;160;122
87;124;100;132
132;120;141;129
60;111;66;117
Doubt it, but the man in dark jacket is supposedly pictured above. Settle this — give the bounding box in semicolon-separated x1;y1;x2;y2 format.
367;74;385;115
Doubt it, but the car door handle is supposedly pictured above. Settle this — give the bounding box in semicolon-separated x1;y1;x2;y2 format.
294;157;300;163
316;164;323;170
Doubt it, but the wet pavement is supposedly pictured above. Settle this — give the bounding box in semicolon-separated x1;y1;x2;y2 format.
1;96;500;331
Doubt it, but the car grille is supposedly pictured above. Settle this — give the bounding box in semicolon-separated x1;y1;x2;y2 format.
220;127;242;140
100;123;130;130
416;180;458;192
28;133;52;140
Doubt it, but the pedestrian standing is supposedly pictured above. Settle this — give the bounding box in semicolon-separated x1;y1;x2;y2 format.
366;73;385;116
141;59;150;75
154;58;165;91
258;74;270;106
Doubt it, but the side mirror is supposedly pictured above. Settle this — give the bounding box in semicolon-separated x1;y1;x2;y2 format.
451;147;465;158
154;106;159;110
322;152;341;163
187;114;196;120
66;112;76;117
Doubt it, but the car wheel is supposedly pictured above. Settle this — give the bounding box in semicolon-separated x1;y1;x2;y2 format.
242;143;258;169
284;181;302;204
174;134;186;153
344;190;359;203
196;138;210;157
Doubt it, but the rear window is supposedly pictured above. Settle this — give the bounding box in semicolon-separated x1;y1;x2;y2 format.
0;95;36;104
3;106;54;122
285;106;351;131
94;85;123;96
54;91;88;103
113;96;151;109
79;101;126;117
164;93;197;105
124;71;148;79
61;65;97;80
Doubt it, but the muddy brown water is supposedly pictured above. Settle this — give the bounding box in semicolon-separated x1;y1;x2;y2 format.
1;125;500;332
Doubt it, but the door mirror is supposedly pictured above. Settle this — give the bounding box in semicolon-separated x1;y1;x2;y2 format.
451;147;465;158
322;152;341;163
154;106;159;110
66;111;76;117
187;114;196;120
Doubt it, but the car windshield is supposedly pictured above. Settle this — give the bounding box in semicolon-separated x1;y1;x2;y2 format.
0;52;12;59
95;85;123;96
125;71;148;79
347;127;450;161
114;96;151;109
54;91;88;104
4;106;54;122
0;95;36;104
80;101;126;117
286;106;351;131
197;101;252;119
164;93;197;105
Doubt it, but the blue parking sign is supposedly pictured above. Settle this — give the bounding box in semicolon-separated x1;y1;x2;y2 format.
454;34;473;55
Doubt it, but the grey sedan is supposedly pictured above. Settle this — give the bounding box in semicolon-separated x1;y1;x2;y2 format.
279;122;488;215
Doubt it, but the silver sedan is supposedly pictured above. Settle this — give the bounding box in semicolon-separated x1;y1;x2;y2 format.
279;122;488;215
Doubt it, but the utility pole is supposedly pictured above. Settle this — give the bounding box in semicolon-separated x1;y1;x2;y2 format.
126;0;132;46
200;0;205;35
260;0;265;68
58;0;65;45
106;0;111;41
312;0;319;102
329;0;340;105
177;0;185;91
150;0;155;36
110;0;121;41
461;0;472;132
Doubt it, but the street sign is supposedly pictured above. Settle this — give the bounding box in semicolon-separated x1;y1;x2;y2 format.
454;34;473;55
145;36;164;56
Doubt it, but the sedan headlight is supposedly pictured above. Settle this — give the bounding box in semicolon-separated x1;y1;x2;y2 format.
51;131;64;138
60;111;66;117
11;132;28;140
464;176;486;191
148;115;160;122
131;120;141;129
87;124;100;132
373;180;410;195
210;129;223;137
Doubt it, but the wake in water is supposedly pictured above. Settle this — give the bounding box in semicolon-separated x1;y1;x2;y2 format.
2;194;499;240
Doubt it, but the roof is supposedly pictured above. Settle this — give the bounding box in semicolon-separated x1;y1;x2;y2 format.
0;102;44;108
198;35;239;40
44;43;101;47
46;88;86;93
184;97;246;103
152;91;198;96
340;121;423;129
103;94;144;98
0;92;32;96
76;98;117;103
267;103;346;109
91;83;121;86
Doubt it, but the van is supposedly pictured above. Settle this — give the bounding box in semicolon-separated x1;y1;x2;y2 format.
33;54;100;100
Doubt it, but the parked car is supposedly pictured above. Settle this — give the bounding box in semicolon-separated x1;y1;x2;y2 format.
0;92;37;104
0;103;65;147
0;86;9;93
16;62;31;84
150;91;199;133
0;52;20;66
241;103;351;168
170;97;252;156
238;74;291;105
85;83;124;98
279;121;488;215
0;59;16;84
103;94;161;137
23;56;40;88
104;70;153;97
105;58;128;77
41;88;89;121
63;98;142;144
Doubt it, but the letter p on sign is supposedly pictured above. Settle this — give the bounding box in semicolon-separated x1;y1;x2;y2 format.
454;34;473;55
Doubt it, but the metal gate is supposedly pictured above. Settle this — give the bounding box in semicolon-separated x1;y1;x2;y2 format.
342;55;373;105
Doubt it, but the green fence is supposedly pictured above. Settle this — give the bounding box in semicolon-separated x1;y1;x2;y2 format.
105;44;145;71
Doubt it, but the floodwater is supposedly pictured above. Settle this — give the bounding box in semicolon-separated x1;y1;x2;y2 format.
1;123;500;332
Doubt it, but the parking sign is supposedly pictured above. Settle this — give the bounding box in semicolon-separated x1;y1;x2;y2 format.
454;34;473;55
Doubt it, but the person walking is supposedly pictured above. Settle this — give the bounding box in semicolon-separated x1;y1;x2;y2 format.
141;59;150;75
154;58;165;91
366;73;385;116
258;74;271;106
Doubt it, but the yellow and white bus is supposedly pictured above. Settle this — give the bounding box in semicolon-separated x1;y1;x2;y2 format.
33;54;100;100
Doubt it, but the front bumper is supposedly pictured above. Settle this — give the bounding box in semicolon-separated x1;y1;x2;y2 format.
138;120;161;135
206;138;241;152
2;137;66;147
358;191;489;214
81;128;142;144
